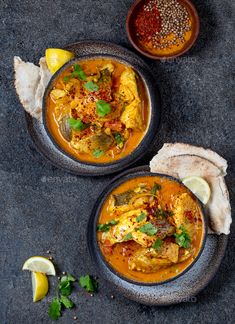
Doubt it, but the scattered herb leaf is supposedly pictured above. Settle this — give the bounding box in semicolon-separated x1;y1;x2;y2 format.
97;220;118;232
123;233;133;241
60;296;74;309
79;275;98;293
63;75;72;83
138;223;158;236
152;238;163;250
72;64;87;81
114;132;124;145
58;280;72;296
151;183;162;196
96;100;111;117
68;118;88;132
92;149;104;158
61;274;76;283
174;226;191;248
136;212;146;222
84;81;99;92
48;298;61;321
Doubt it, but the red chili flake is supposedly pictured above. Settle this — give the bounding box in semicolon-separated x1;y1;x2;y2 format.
134;1;161;42
164;237;175;244
184;210;194;223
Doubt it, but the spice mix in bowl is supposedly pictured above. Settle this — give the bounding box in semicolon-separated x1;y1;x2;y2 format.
126;0;199;59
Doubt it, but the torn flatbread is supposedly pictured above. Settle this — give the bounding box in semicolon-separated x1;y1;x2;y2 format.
14;56;52;120
150;143;228;176
14;56;40;118
150;144;231;235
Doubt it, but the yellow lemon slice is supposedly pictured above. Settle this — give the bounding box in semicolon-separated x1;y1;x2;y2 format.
22;256;56;276
31;271;49;302
182;176;211;205
45;48;74;74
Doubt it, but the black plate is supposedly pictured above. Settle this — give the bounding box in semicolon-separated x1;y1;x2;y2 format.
87;166;228;305
25;40;161;176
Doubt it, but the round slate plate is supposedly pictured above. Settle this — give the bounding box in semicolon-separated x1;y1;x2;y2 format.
87;166;228;305
25;41;161;176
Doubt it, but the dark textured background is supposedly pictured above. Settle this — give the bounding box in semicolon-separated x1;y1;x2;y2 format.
0;0;234;323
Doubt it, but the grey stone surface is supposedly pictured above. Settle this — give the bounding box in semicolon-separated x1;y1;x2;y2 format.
0;0;234;323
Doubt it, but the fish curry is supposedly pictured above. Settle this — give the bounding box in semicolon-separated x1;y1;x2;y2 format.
97;176;205;283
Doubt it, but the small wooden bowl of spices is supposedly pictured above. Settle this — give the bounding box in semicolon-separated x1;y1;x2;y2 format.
126;0;199;59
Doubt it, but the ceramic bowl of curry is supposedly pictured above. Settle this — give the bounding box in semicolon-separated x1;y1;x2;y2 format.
126;0;200;60
88;169;207;287
43;54;160;175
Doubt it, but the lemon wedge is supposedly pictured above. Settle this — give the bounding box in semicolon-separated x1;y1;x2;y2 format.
45;48;74;74
22;256;56;276
31;271;49;302
182;176;211;205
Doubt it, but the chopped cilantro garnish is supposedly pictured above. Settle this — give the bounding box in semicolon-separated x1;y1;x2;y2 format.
48;298;61;321
59;279;72;296
79;275;98;293
151;182;162;196
84;81;99;92
96;100;111;117
114;132;124;145
92;149;104;158
63;75;72;83
152;238;163;250
136;212;146;222
68;118;88;131
97;220;118;232
138;223;157;236
123;233;133;241
72;63;87;81
60;296;74;309
174;226;191;248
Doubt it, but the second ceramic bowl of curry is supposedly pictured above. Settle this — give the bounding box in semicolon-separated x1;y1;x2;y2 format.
87;167;207;304
42;51;160;176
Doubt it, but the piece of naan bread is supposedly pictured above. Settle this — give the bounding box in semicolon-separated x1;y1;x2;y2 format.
14;56;52;120
150;143;231;235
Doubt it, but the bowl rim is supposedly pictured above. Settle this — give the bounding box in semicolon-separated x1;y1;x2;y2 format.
42;53;161;170
88;170;208;286
126;0;200;60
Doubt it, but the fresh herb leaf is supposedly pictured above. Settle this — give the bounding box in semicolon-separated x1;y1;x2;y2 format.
72;64;87;81
63;75;72;83
92;149;104;158
97;220;118;232
114;132;124;145
48;298;61;321
79;275;98;293
109;219;118;225
58;280;72;296
152;238;163;250
96;100;111;117
174;226;191;248
136;212;146;222
61;274;76;282
138;223;158;236
84;81;99;92
151;183;162;196
68;118;88;132
96;223;110;232
60;296;74;309
123;233;133;241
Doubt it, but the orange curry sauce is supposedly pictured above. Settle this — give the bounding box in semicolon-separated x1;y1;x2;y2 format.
97;176;205;283
46;59;149;164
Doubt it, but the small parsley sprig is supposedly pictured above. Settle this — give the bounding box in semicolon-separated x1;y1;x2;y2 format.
48;274;76;320
48;273;98;321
